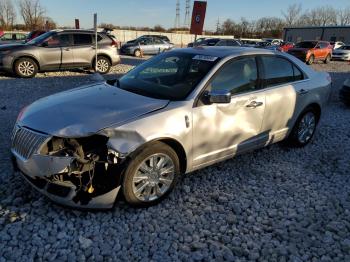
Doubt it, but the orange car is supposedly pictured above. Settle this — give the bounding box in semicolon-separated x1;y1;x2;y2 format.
287;41;332;65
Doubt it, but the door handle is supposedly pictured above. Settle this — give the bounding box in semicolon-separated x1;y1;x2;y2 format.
63;48;70;51
298;89;309;95
246;101;263;108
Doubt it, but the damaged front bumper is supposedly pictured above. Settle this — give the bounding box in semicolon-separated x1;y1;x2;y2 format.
11;126;124;209
12;154;120;209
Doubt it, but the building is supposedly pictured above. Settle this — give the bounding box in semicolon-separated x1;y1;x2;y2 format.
283;26;350;44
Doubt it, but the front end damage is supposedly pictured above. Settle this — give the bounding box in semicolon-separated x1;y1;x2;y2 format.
12;126;126;209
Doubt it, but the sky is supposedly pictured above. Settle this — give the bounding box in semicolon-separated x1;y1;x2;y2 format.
42;0;350;31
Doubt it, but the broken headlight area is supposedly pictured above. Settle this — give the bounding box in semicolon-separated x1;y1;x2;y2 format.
38;135;125;205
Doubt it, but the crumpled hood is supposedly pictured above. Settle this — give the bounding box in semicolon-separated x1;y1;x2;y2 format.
18;82;169;137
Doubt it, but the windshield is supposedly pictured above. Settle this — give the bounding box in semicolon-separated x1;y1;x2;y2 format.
339;46;350;50
27;31;54;45
295;41;317;48
118;52;219;100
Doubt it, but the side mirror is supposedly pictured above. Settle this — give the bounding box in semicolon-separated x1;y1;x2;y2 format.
41;41;48;47
206;89;231;104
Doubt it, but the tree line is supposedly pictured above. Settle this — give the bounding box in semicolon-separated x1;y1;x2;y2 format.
0;0;56;31
217;4;350;38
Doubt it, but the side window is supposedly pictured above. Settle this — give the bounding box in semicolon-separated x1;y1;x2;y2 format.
16;34;26;40
45;34;70;47
293;65;304;81
261;56;299;87
92;35;103;43
209;57;258;95
153;38;163;44
73;34;92;45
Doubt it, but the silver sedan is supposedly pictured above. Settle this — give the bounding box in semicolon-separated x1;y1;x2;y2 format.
11;47;331;209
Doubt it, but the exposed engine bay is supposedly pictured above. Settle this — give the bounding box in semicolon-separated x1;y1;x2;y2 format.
37;135;125;206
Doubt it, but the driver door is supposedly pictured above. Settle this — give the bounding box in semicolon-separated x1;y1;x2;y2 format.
192;56;266;169
39;33;73;70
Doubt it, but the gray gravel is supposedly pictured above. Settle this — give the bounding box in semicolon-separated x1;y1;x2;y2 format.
0;59;350;261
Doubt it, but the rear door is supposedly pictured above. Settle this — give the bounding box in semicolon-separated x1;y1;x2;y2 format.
153;38;166;54
71;33;94;67
139;37;155;54
258;55;308;145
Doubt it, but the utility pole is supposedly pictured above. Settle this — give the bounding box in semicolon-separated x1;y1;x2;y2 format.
174;0;180;29
184;0;191;28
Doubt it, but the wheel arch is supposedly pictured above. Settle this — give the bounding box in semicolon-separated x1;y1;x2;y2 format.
91;53;112;67
125;137;188;174
12;55;40;71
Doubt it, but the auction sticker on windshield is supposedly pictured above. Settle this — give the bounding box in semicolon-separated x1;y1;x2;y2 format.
192;55;218;62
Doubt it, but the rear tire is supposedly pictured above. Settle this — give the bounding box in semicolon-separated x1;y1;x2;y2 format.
14;57;38;78
134;49;141;57
307;55;315;65
286;107;318;147
122;142;180;207
94;56;111;74
324;54;331;64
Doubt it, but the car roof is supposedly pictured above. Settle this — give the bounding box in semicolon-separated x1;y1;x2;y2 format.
172;46;276;58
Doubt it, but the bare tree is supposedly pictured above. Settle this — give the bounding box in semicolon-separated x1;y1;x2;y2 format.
337;7;350;25
317;6;337;26
282;4;302;26
0;0;16;30
19;0;46;30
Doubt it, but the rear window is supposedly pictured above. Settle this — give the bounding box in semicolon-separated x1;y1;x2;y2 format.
261;56;303;87
73;34;92;45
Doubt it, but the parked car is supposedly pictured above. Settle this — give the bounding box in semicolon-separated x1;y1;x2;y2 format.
187;37;211;47
120;36;174;57
255;41;272;48
127;35;171;44
25;30;46;42
0;32;27;45
11;47;331;209
240;40;260;47
332;45;350;61
279;42;295;52
288;41;332;65
340;79;350;106
330;41;345;50
0;29;120;77
215;39;241;47
187;38;222;47
262;38;283;45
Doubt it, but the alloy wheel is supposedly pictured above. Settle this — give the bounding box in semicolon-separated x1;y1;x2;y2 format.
96;58;109;73
297;112;316;144
18;61;35;76
132;153;175;202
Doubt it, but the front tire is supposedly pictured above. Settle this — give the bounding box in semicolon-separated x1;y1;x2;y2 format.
307;55;315;65
286;108;318;147
134;49;141;57
122;142;180;207
14;58;38;78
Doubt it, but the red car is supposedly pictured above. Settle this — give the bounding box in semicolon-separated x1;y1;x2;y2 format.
288;41;332;65
279;42;294;52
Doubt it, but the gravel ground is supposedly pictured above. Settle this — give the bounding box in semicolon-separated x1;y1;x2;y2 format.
0;60;350;261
